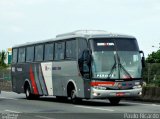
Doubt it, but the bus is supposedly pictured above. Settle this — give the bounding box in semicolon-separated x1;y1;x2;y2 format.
11;30;145;104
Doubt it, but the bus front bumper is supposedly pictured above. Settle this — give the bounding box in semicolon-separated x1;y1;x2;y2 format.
90;88;142;99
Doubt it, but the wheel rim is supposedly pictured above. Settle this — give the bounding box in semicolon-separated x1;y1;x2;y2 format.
71;90;76;99
26;88;30;98
71;90;77;103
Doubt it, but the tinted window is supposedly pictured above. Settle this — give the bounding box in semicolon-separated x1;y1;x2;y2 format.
26;46;34;62
66;40;76;59
54;42;65;60
35;45;44;61
78;38;88;59
44;43;54;61
18;47;25;63
116;38;139;51
12;49;18;63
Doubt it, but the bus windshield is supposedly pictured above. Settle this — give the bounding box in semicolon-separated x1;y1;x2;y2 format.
90;38;142;80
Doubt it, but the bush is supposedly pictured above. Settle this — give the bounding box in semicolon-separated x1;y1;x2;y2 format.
142;63;160;87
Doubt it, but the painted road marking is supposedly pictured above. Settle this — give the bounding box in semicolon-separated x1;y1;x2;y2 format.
122;101;160;107
5;110;20;113
75;105;114;112
35;115;56;119
151;104;160;106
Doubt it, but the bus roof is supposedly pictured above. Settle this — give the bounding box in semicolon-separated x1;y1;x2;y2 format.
12;30;135;48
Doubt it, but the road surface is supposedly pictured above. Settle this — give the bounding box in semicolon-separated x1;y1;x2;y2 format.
0;91;160;119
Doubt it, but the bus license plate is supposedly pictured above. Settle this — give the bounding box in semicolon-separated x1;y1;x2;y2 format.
116;92;125;96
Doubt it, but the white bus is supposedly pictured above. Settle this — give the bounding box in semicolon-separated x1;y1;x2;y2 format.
11;30;145;104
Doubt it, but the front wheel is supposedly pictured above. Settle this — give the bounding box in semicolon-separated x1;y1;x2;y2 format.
108;98;121;105
70;90;81;104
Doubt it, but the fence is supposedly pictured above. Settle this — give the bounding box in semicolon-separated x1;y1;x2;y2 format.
0;68;12;91
0;68;11;81
142;63;160;87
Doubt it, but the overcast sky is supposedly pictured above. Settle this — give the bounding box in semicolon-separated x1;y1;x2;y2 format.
0;0;160;56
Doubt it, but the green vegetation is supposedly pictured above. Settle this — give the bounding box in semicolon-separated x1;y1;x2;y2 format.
143;49;160;87
0;50;7;69
146;49;160;63
0;50;11;80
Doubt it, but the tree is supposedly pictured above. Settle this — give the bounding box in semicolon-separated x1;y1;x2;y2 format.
0;50;7;68
144;49;160;86
146;49;160;63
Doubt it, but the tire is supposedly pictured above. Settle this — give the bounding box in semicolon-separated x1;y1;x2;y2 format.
70;90;81;104
108;98;121;105
25;85;34;100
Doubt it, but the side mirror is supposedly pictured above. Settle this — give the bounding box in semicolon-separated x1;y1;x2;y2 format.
139;51;145;67
141;56;145;67
81;50;91;78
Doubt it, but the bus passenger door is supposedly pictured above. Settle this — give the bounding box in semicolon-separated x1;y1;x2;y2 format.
41;63;53;96
79;50;91;99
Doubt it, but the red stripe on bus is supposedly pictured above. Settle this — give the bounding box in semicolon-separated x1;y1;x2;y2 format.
29;66;38;94
90;81;115;86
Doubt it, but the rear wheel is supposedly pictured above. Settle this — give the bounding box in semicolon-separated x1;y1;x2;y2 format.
108;98;121;105
25;85;33;100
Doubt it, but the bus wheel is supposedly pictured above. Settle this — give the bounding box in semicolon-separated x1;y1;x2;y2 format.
71;90;77;103
108;98;121;105
70;90;82;104
25;86;33;100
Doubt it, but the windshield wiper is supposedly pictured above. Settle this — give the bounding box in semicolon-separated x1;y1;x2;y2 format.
117;53;132;79
107;54;117;79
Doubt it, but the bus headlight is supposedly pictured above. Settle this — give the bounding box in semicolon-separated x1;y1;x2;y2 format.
135;81;140;85
133;85;142;89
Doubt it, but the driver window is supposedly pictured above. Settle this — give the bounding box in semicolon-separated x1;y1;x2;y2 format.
78;38;88;77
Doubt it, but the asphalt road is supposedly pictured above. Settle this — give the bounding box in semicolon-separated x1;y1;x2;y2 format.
0;91;160;119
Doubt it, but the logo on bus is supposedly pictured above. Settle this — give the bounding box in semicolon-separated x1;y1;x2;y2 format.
97;43;114;46
52;67;61;70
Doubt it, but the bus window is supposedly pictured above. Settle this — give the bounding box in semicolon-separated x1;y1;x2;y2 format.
12;49;18;63
54;42;65;60
78;38;88;59
18;47;25;63
44;43;54;61
26;46;34;62
35;45;44;61
78;38;88;76
66;39;76;59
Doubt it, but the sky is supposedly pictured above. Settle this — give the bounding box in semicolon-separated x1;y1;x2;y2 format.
0;0;160;57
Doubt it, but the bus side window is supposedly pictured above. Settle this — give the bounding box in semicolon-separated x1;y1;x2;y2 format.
78;38;88;76
66;39;76;59
26;46;34;62
35;45;44;62
12;49;18;64
78;39;88;59
54;42;65;60
18;47;25;63
44;43;54;61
